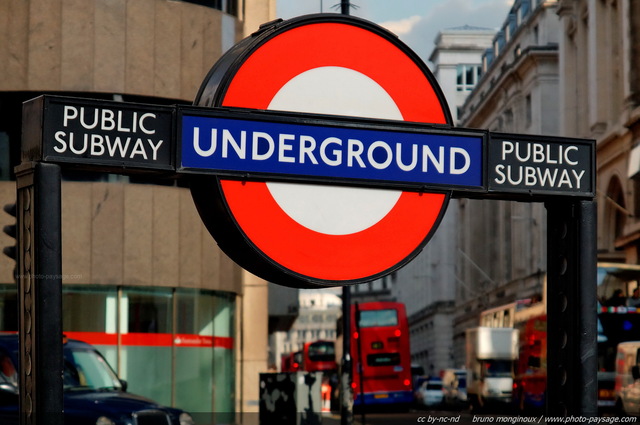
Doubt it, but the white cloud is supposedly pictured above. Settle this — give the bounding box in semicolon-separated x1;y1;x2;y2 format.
275;0;514;66
397;0;513;64
378;15;422;37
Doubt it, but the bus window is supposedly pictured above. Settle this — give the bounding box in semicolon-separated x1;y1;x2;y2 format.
358;310;398;328
308;341;335;362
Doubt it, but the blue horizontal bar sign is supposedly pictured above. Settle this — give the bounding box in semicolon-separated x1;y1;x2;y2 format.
180;114;484;190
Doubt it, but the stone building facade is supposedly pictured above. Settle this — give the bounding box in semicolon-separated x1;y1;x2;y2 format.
391;25;496;375
453;0;640;366
0;0;276;419
556;0;640;265
453;0;560;365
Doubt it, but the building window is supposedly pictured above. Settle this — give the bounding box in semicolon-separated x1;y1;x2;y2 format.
521;0;530;18
606;177;627;250
0;133;10;181
456;64;482;92
525;94;532;128
180;0;239;16
508;14;517;40
494;31;505;57
504;109;514;132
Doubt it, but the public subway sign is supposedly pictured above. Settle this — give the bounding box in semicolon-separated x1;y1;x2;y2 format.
487;132;594;197
22;96;174;172
178;108;484;192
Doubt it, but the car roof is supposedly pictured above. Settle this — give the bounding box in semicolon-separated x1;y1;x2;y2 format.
0;334;94;352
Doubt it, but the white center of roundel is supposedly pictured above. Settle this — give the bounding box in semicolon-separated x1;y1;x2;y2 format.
266;66;403;236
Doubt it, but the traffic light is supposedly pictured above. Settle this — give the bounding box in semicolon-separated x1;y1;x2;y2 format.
3;203;17;281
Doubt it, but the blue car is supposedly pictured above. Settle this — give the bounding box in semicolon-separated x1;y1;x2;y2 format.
0;335;195;425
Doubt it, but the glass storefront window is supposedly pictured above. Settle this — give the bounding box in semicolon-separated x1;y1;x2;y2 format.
124;288;172;334
121;288;173;405
2;285;237;415
175;289;215;413
63;286;118;332
62;286;119;368
174;289;236;422
56;285;236;417
213;293;235;418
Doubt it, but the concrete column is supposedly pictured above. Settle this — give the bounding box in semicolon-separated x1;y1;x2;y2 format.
239;270;269;421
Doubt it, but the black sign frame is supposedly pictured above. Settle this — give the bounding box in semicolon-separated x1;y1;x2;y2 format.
22;95;595;202
487;131;595;199
22;95;176;174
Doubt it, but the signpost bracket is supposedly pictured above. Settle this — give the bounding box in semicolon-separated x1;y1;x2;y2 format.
16;162;63;425
545;199;597;416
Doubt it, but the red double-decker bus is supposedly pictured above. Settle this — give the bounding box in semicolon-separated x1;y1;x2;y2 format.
512;314;547;411
280;351;301;372
280;341;336;373
345;301;413;408
303;340;337;372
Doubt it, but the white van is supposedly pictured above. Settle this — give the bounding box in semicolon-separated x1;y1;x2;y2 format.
614;341;640;414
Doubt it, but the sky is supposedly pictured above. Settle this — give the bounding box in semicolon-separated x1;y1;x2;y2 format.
276;0;515;65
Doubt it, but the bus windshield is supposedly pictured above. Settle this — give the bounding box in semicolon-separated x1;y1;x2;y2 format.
358;309;398;328
597;263;640;307
308;341;335;362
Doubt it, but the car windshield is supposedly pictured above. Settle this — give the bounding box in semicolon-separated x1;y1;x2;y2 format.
483;359;512;377
64;347;122;391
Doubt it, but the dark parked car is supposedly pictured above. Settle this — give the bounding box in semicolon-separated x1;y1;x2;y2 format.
0;334;194;425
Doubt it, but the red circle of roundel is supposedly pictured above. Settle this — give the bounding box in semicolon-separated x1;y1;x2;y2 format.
218;19;450;282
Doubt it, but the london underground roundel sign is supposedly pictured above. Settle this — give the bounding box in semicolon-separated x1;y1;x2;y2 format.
189;14;452;288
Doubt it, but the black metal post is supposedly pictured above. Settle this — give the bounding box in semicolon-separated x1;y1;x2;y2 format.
545;199;597;416
16;162;63;425
354;302;365;425
341;0;350;15
338;4;353;424
341;286;353;425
